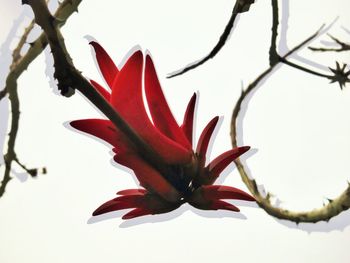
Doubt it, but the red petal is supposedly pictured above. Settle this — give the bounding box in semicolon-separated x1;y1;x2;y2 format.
114;195;145;203
93;200;135;216
117;189;147;196
70;119;121;147
196;116;219;165
110;51;192;164
89;41;118;88
90;79;110;101
122;208;153;219
207;146;250;184
144;55;191;149
201;185;255;202
181;93;197;146
114;152;181;203
210;200;240;212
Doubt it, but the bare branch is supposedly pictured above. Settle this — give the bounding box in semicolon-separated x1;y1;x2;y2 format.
309;34;350;52
0;0;82;198
167;0;256;78
11;20;35;67
230;0;350;223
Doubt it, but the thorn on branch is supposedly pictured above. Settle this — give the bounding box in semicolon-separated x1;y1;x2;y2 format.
0;88;8;101
327;198;334;204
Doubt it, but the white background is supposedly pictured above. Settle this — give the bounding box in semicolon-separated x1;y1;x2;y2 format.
1;0;350;262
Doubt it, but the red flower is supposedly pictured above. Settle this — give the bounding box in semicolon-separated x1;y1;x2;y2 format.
71;42;255;220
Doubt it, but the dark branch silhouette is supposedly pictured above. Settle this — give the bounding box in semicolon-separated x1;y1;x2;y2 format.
167;0;255;78
309;34;350;52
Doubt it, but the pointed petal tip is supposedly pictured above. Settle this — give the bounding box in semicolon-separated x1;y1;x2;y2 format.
213;116;219;123
225;205;240;212
89;40;97;46
130;49;143;59
196;116;220;157
145;53;152;61
122;208;152;220
92;208;103;216
69;120;80;129
239;146;250;154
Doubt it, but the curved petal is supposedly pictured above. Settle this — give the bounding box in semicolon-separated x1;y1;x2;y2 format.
93;200;135;216
90;79;111;101
110;51;192;164
206;146;250;184
200;185;255;202
122;208;153;219
144;55;191;149
70;119;121;147
117;189;147;196
93;192;178;218
90;41;118;88
196;116;219;165
114;151;181;203
208;200;240;212
181;93;197;146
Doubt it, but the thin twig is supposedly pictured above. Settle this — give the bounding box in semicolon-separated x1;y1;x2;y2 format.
309;34;350;52
0;0;82;198
279;56;332;79
11;20;35;67
167;0;256;78
231;0;350;223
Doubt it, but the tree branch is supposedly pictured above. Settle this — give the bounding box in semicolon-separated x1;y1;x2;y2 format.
167;0;256;78
0;0;82;198
309;34;350;52
230;0;350;223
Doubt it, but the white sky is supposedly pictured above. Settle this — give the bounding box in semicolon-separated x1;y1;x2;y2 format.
1;0;350;262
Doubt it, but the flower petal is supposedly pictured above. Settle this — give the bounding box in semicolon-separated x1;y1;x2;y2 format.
89;41;118;88
114;151;181;203
189;195;240;212
196;116;219;165
181;93;197;146
200;185;255;201
70;119;121;147
209;200;240;212
117;189;147;195
90;79;111;101
206;146;250;184
93;200;135;216
110;51;192;164
122;208;153;219
144;55;191;149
